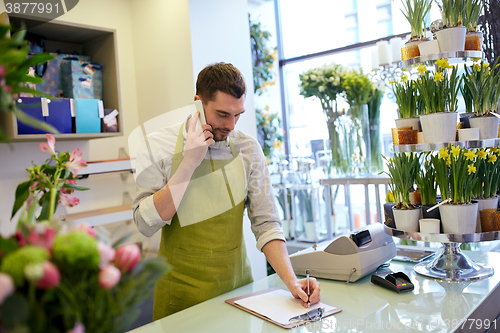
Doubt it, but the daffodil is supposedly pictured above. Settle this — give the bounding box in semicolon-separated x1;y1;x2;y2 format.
468;164;477;175
464;149;476;161
450;145;461;157
446;157;451;166
272;140;282;149
433;72;444;82
417;64;427;74
436;58;451;69
488;154;497;164
439;147;449;159
474;63;481;71
401;74;408;82
477;149;488;159
389;79;395;85
491;146;498;153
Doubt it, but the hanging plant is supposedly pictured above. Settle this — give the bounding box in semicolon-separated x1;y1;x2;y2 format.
249;16;277;95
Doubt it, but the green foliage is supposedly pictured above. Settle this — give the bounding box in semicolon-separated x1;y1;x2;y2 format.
415;153;438;205
463;59;500;116
464;0;484;32
382;152;419;208
0;23;59;142
442;0;465;27
342;68;374;107
391;74;418;118
249;16;277;95
52;232;100;270
1;246;49;286
255;106;283;164
401;0;432;38
472;148;500;199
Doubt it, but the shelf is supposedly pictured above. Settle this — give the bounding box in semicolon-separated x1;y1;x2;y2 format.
78;158;135;176
384;224;500;243
61;204;133;227
399;50;484;69
393;138;500;152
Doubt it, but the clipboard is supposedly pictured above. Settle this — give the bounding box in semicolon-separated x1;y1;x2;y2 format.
225;287;342;329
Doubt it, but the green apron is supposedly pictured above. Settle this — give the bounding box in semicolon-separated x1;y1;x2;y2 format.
153;125;253;320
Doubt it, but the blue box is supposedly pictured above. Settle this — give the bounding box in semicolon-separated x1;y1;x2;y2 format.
36;54;61;97
74;99;101;133
15;97;46;135
46;98;73;134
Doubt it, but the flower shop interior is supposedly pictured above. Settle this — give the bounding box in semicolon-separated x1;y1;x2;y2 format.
2;0;500;332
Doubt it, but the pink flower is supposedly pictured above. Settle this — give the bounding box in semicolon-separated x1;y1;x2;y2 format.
0;65;5;77
65;148;87;177
114;243;141;273
67;322;85;333
71;223;96;238
59;192;80;207
97;242;116;269
60;179;76;195
39;134;56;156
0;273;15;305
15;230;27;247
98;265;121;289
36;261;60;290
26;226;56;252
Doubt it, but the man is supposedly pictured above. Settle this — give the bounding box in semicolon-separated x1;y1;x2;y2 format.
133;62;320;320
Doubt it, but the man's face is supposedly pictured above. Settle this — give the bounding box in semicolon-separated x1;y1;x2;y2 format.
196;91;245;142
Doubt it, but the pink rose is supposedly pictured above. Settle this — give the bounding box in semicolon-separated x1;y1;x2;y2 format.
98;265;121;289
26;226;56;252
114;243;141;273
36;261;60;290
97;242;116;269
67;322;85;333
72;223;96;238
0;273;14;305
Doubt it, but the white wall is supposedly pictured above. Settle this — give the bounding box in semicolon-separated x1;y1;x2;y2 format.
189;0;266;281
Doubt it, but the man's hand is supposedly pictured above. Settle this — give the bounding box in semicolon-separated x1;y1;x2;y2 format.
183;111;214;167
288;277;320;308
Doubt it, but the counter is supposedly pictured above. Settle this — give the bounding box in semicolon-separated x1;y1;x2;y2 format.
129;250;500;333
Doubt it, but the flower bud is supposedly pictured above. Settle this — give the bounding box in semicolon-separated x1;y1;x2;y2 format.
114;243;140;273
97;242;116;269
67;322;85;333
0;273;15;305
98;265;121;289
72;223;96;238
24;262;44;282
36;261;61;290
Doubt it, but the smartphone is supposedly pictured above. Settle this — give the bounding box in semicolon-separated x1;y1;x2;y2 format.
193;100;207;127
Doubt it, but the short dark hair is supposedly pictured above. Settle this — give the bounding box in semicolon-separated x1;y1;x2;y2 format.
196;62;246;102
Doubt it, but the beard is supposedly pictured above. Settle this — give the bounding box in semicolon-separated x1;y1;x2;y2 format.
213;128;231;141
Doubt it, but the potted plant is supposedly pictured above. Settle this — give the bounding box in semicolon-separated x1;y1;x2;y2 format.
436;0;467;52
342;68;374;174
463;60;500;139
382;152;420;231
391;73;420;132
463;0;484;51
472;147;500;232
415;59;460;143
400;0;433;60
416;153;440;220
436;145;479;234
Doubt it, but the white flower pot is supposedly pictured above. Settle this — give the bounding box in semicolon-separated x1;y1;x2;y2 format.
458;128;479;141
469;115;500;139
418;39;440;56
393;206;421;232
419;112;458;144
436;26;467;52
439;203;478;234
419;218;441;233
395;117;420;131
474;196;499;233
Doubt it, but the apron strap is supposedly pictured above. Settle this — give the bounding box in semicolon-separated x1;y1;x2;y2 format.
170;124;185;177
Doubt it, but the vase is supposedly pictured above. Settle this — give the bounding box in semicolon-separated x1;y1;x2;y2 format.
465;31;483;51
418;39;440;56
393;206;421;232
439;203;478;234
469;115;500;139
436;26;467;52
419;112;458;144
395;117;420;131
368;91;383;173
474;196;499;232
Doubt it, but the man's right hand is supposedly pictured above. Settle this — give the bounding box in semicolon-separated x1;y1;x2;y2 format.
183;111;214;167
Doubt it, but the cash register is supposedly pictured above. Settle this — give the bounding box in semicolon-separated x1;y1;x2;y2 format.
289;223;397;282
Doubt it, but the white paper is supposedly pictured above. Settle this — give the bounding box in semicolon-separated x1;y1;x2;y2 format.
41;98;49;117
70;99;76;117
234;289;336;326
98;100;104;118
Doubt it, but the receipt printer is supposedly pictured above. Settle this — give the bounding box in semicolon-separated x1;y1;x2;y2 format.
290;223;396;282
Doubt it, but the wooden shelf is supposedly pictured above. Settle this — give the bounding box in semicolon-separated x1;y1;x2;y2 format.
62;204;133;227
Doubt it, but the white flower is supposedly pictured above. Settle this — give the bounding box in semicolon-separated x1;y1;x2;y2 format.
334;77;340;85
310;74;317;80
304;75;309;80
318;86;325;92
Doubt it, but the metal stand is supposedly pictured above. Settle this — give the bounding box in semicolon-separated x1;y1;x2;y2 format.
414;243;494;282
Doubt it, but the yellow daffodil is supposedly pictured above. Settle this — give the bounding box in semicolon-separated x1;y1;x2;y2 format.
477;149;488;159
417;64;427;74
389;79;395;85
434;72;444;82
464;149;476;161
446;157;451;166
450;145;461;157
491;146;498;153
488;154;497;164
272;140;282;149
436;58;452;69
439;146;449;159
474;63;481;71
468;164;477;175
401;74;409;82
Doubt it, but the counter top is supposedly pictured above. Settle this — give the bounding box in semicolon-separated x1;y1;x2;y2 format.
129;250;500;333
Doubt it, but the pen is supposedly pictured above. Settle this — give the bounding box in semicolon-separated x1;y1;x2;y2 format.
306;269;310;308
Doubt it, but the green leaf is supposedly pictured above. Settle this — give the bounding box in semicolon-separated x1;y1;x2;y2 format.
0;294;30;328
62;184;90;192
11;180;31;219
38;197;51;221
14;109;59;134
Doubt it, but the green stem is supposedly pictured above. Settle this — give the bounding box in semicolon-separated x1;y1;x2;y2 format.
48;169;62;220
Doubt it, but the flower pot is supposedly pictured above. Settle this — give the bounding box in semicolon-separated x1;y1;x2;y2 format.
439;203;478;234
469;115;500;140
479;209;500;232
384;202;396;228
436;26;467;52
398;129;418;144
459;112;474;128
458;128;479;141
419;112;458;144
418;39;440;56
395;117;420;131
401;38;426;61
391;127;412;145
419;218;441;233
465;31;483;51
421;203;441;220
393;206;421;232
474;196;499;232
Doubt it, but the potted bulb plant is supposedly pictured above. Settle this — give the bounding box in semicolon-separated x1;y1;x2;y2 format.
382;152;420;231
416;153;440;220
436;0;467;52
400;0;433;61
464;0;484;51
392;73;420;133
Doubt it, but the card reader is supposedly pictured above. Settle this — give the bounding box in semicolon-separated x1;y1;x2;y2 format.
371;271;414;293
